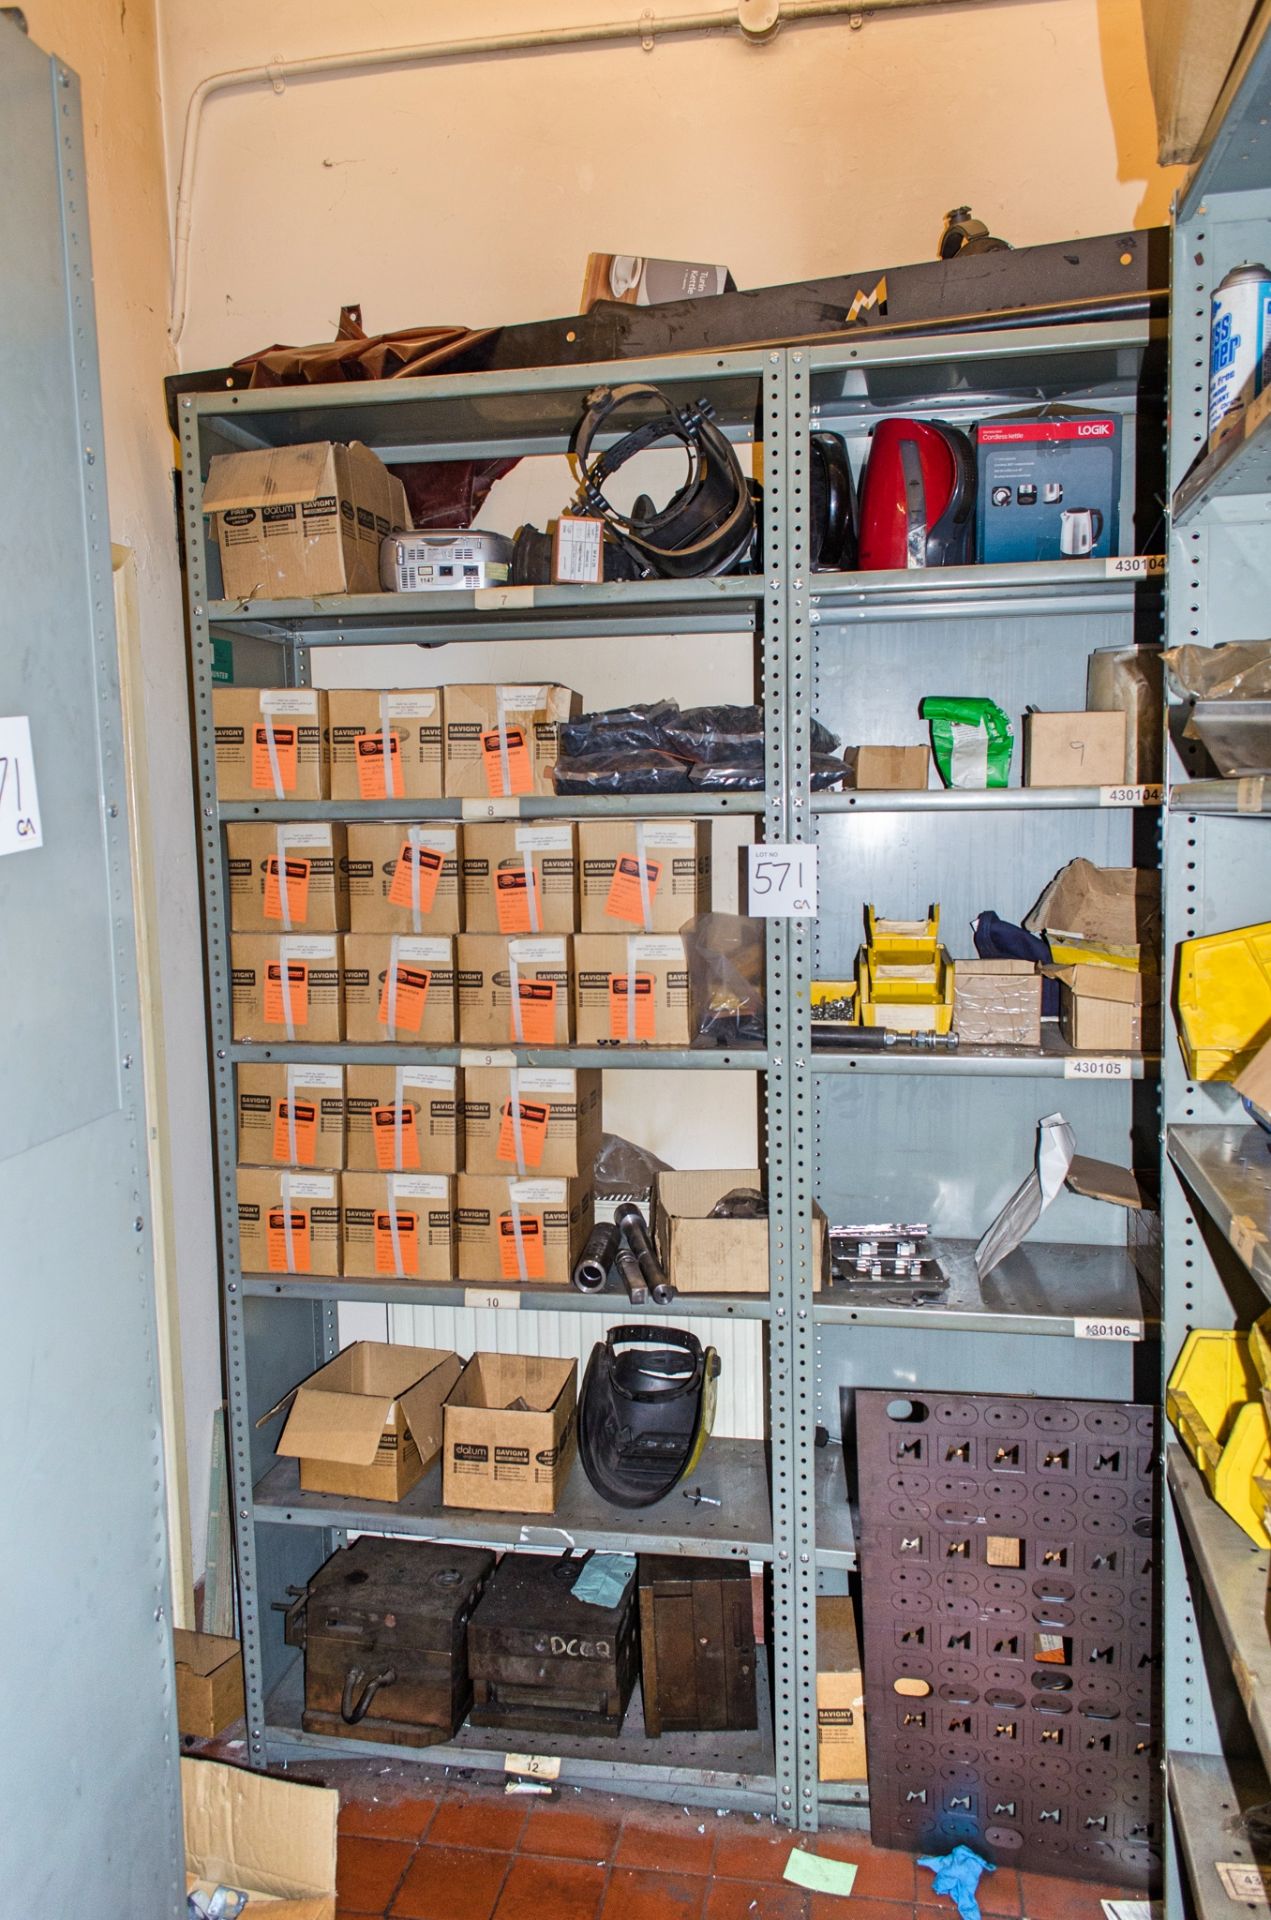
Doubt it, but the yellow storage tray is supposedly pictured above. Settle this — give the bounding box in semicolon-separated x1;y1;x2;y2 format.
865;946;951;1006
865;904;940;958
1167;1325;1271;1545
1176;919;1271;1081
810;980;858;1028
857;948;955;1034
1048;935;1145;973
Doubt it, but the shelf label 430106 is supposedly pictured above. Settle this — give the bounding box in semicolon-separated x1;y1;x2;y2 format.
748;844;818;917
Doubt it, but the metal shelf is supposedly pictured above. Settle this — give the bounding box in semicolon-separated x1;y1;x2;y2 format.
1168;1446;1271;1781
1168;1124;1271;1303
253;1437;776;1561
1168;1751;1271;1920
230;1042;769;1071
810;556;1161;622
815;785;1162;815
812;1028;1158;1078
814;1237;1155;1337
1174;386;1271;526
219;792;767;823
1170;780;1271;817
239;1271;772;1318
813;1447;857;1571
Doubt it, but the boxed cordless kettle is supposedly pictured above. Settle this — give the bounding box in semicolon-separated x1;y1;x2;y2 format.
975;407;1120;563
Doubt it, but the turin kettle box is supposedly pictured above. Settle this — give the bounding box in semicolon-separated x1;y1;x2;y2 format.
344;1063;464;1173
327;687;444;800
236;1061;346;1170
269;1341;463;1503
443;1352;578;1514
203;439;410;600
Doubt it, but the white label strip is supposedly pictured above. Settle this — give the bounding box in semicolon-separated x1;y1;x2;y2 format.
1063;1056;1132;1080
463;798;521;821
460;1048;518;1068
1099;785;1164;807
1073;1317;1143;1341
1104;554;1165;577
473;587;536;610
464;1289;524;1311
748;843;818;917
503;1752;560;1779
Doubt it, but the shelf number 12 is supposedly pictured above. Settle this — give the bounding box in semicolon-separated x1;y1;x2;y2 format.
748;844;818;917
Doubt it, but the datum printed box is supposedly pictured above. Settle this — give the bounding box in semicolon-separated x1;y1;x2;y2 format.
236;1167;342;1277
345;822;462;934
573;933;691;1046
342;1172;456;1282
203;439;410;600
231;934;343;1043
236;1062;346;1170
456;1175;594;1286
443;684;581;798
344;1065;464;1173
226;822;350;933
343;934;457;1045
212;688;329;802
272;1342;463;1505
578;820;710;933
457;936;575;1047
461;1068;603;1177
327;688;444;800
461;821;578;935
442;1353;578;1515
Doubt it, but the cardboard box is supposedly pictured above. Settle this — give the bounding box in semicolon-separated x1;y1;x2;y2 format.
271;1341;463;1503
237;1167;342;1277
444;683;582;798
578;819;710;932
236;1061;346;1170
952;959;1042;1047
226;821;349;932
202;439;410;600
1027;859;1161;970
463;820;578;935
846;745;931;791
1086;646;1164;784
344;933;457;1044
345;822;462;934
456;1174;594;1285
342;1171;455;1282
462;1068;603;1178
442;1352;578;1513
457;935;575;1047
1023;710;1127;788
1142;0;1256;165
580;252;735;311
345;1063;464;1173
173;1631;244;1740
574;933;691;1046
1053;964;1162;1053
182;1757;337;1920
328;688;444;800
656;1168;826;1294
213;687;328;801
816;1597;866;1783
231;934;343;1043
975;408;1121;564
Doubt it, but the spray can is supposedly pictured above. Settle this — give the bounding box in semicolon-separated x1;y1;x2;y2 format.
1209;263;1271;451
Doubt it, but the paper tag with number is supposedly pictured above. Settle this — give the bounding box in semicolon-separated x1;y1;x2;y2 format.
499;1213;545;1279
374;1209;419;1276
272;1099;317;1166
264;856;311;923
1099;784;1164;808
482;726;533;797
748;844;818;917
1063;1055;1132;1080
497;1098;550;1168
1073;1317;1143;1341
373;1104;420;1170
389;840;443;914
0;716;43;856
504;1752;560;1778
465;1289;524;1312
1104;554;1165;577
512;979;557;1045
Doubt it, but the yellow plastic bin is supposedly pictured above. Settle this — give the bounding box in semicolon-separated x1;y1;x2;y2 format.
857;948;955;1034
1176;919;1271;1080
1167;1324;1271;1545
865;905;940;959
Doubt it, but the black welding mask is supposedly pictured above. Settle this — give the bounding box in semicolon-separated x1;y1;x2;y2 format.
578;1325;720;1508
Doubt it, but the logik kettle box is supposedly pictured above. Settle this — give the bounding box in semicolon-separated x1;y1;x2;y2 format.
976;408;1120;563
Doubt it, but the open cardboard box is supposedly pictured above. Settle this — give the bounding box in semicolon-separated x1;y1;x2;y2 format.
1026;858;1161;970
183;1757;337;1919
442;1352;577;1513
657;1168;826;1294
174;1630;244;1740
264;1341;463;1503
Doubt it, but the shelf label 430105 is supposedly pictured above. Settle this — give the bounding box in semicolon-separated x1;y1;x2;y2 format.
1063;1055;1132;1080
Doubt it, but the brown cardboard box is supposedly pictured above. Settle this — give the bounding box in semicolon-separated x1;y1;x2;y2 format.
574;933;690;1046
231;934;343;1043
580;253;734;311
226;821;349;933
816;1597;866;1783
1052;964;1162;1053
442;1353;578;1514
202;440;410;601
1086;647;1164;783
345;822;462;934
328;688;444;800
1142;0;1256;165
213;687;329;802
462;820;578;935
1026;859;1161;970
236;1062;346;1170
345;1064;464;1173
173;1632;244;1740
344;934;457;1044
951;959;1042;1047
182;1757;337;1920
443;683;581;798
237;1167;342;1277
342;1171;455;1282
1024;710;1128;787
578;820;710;933
457;935;575;1047
456;1175;594;1285
846;745;931;791
462;1068;603;1177
656;1167;825;1294
271;1342;463;1503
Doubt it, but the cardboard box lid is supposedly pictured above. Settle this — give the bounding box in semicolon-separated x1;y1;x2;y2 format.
447;1350;576;1414
203;442;338;512
659;1169;763;1220
182;1757;337;1908
1045;964;1153;1005
173;1629;240;1679
270;1342;462;1466
1025;858;1160;947
955;959;1039;978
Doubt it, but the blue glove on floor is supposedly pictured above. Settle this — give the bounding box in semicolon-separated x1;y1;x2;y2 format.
917;1845;995;1920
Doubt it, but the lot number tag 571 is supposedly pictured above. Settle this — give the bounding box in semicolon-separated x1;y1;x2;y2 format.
748;844;818;917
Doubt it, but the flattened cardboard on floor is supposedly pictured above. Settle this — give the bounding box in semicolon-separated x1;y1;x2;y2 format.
574;933;690;1046
577;819;710;932
456;1174;594;1285
444;683;581;798
343;933;457;1044
442;1352;578;1514
231;933;343;1043
457;935;575;1047
213;687;328;801
461;1067;603;1177
462;820;578;935
236;1062;345;1170
226;821;349;933
345;821;462;934
203;439;410;600
328;688;444;800
656;1168;826;1293
345;1063;464;1173
271;1341;463;1503
237;1167;342;1277
182;1757;337;1920
342;1171;455;1282
173;1631;244;1740
816;1597;866;1782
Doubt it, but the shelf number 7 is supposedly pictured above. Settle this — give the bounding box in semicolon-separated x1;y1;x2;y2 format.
748;844;818;917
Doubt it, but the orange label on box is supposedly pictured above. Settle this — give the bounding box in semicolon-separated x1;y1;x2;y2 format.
495;867;540;934
498;1212;545;1280
605;854;662;924
373;1104;420;1170
251;722;297;793
608;972;655;1040
388;840;444;914
512;979;557;1046
375;1209;419;1276
482;725;532;797
263;855;311;924
355;730;401;799
378;965;431;1034
264;960;308;1027
272;1099;317;1165
266;1205;310;1272
496;1098;550;1168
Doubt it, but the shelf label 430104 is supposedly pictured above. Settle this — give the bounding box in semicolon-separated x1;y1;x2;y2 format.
1104;555;1165;577
748;844;818;917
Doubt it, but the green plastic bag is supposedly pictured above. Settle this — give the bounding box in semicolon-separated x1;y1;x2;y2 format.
920;696;1013;789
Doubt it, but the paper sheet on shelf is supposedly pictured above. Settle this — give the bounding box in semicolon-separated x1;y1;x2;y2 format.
975;1111;1075;1279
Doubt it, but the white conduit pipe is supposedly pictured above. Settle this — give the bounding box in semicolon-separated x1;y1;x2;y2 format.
169;0;1021;345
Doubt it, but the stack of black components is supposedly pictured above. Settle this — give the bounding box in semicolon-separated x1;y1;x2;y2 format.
553;700;847;794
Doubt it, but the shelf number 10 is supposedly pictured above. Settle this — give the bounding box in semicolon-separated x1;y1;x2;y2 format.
748;844;818;917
